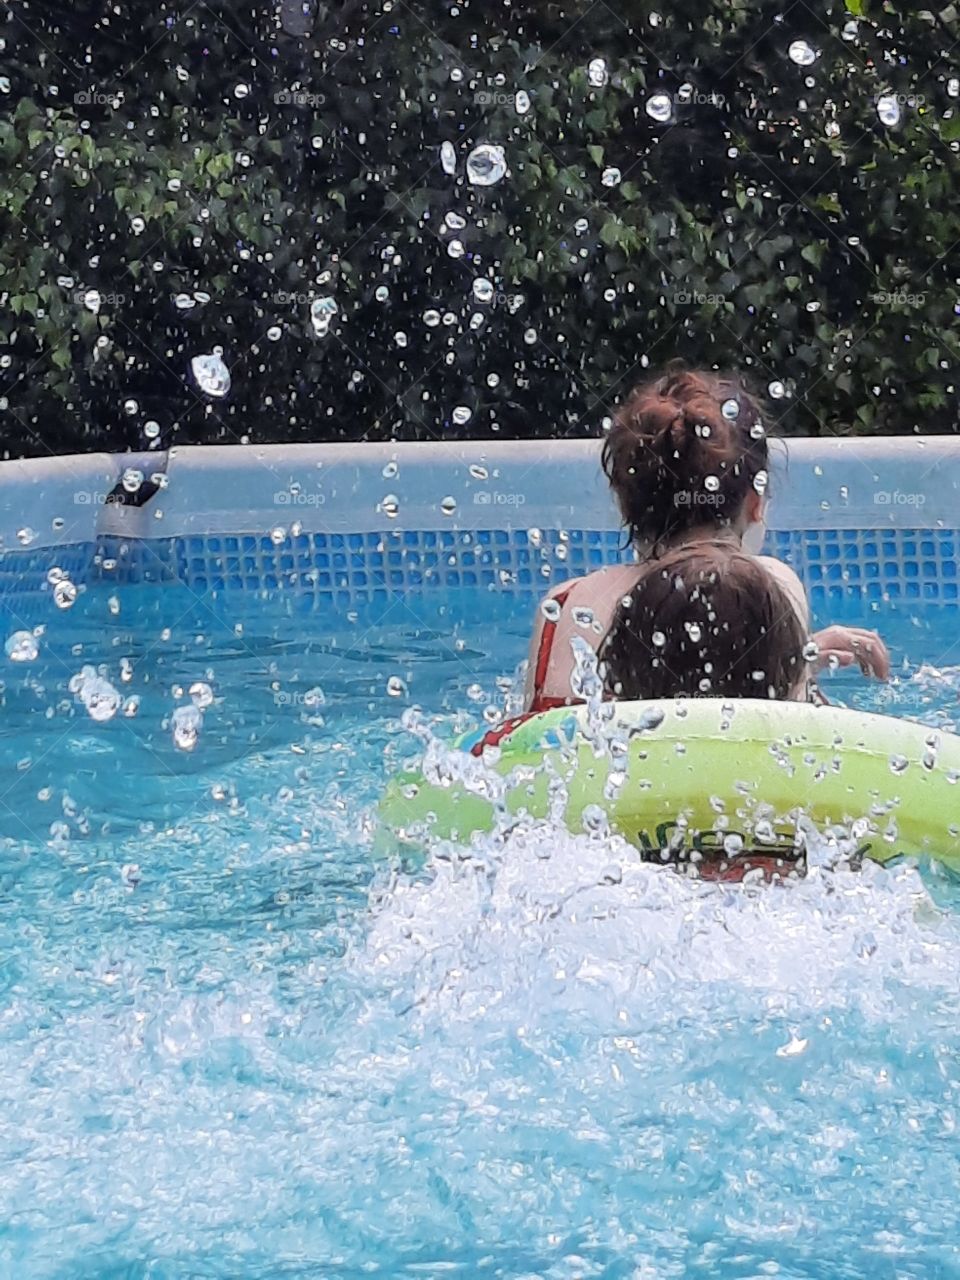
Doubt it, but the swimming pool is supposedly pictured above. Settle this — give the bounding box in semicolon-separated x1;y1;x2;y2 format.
2;440;960;1276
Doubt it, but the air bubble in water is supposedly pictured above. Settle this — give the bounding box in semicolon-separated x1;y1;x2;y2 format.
645;92;673;122
768;380;786;399
466;143;506;186
191;350;230;398
788;40;817;66
266;325;282;342
387;675;407;697
452;405;473;426
5;631;38;662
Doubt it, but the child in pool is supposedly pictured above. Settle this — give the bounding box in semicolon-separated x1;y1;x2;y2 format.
523;366;889;711
599;541;812;703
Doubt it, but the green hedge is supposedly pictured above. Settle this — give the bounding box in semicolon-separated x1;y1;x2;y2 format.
2;0;959;458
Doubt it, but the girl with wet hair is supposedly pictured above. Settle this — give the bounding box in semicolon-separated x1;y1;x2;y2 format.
523;365;889;710
599;543;811;703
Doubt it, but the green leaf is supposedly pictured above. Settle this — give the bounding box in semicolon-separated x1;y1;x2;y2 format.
587;144;604;167
801;242;826;268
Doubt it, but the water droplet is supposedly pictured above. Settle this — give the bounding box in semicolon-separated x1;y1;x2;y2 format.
704;475;720;493
877;95;901;127
447;239;465;259
601;167;622;187
587;57;609;88
685;621;702;643
572;606;595;627
122;467;144;493
841;19;859;41
189;681;214;709
440;141;457;174
172;703;202;750
382;461;398;479
82;289;101;314
440;496;457;516
721;398;740;420
645;92;673;123
191;351;230;398
750;421;765;440
54;580;78;609
802;640;820;662
515;90;531;114
5;631;38;662
234;83;250;99
466;143;506;186
652;630;667;647
723;833;744;856
788;40;817;66
523;327;538;345
768;380;786;399
310;296;338;337
381;494;400;519
889;753;909;775
144;420;161;439
17;527;37;547
452;405;472;426
387;675;408;697
540;598;562;622
948;77;960;99
753;469;769;495
473;278;495;304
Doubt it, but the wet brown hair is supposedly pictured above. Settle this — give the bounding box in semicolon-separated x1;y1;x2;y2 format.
601;365;770;552
599;543;809;702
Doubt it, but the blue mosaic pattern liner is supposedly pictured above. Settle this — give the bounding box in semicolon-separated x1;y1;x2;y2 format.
0;527;957;614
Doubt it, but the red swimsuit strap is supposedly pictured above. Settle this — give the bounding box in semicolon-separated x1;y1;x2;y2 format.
530;585;574;711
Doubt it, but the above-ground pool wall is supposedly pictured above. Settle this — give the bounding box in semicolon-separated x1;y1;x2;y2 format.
0;438;958;615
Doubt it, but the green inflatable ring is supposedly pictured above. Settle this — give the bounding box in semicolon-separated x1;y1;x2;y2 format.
379;700;960;875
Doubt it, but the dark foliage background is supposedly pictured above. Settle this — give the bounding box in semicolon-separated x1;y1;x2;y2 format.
1;0;959;458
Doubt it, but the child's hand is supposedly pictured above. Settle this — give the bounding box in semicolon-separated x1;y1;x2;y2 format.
811;626;890;680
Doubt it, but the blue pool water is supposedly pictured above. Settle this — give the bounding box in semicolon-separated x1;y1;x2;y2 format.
2;583;960;1278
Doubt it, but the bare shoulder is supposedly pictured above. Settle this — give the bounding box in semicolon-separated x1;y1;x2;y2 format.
755;555;809;624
